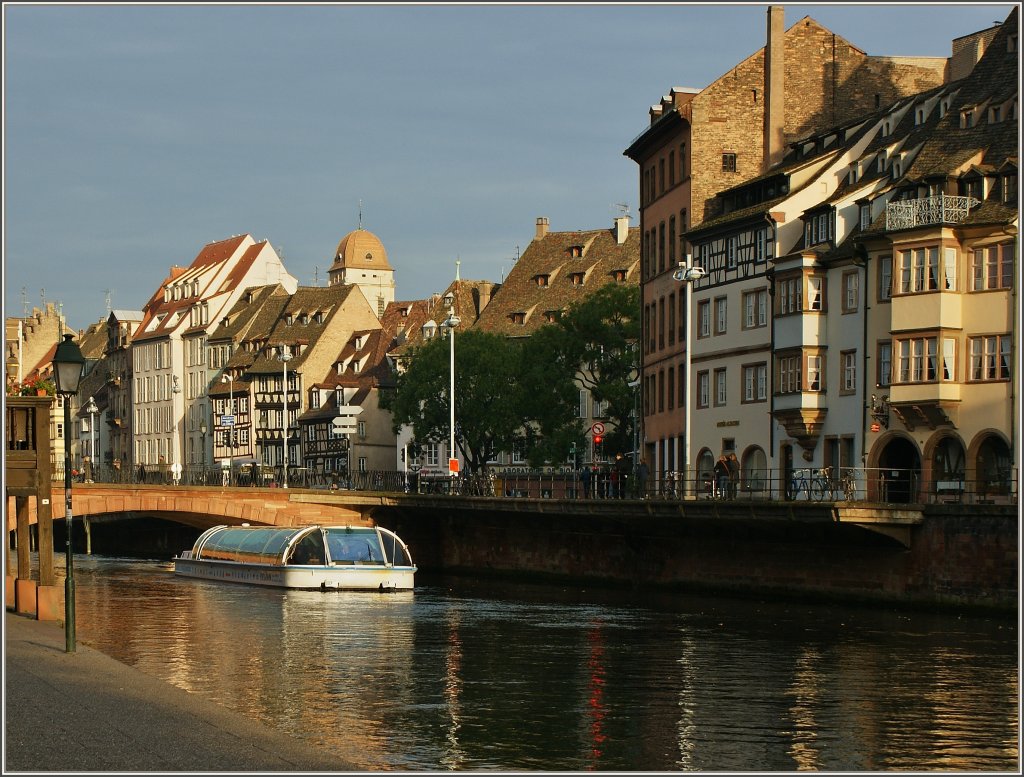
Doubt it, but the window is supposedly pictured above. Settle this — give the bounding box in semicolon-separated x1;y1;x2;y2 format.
726;236;737;269
898;248;942;293
777;354;801;394
878;342;892;387
714;368;727;406
969;335;1011;381
679;143;687;179
698;300;711;338
842;271;859;313
714;297;727;335
806;277;824;311
777;276;802;315
971;244;1014;290
743;289;768;329
960;109;974;128
806;354;823;391
859;203;871;231
743;364;767;402
578;389;588;419
1002;174;1017;203
697;371;710;408
668;293;676;346
669;216;676;265
841;351;857;393
896;337;938;383
722;153;737;172
879;256;893;301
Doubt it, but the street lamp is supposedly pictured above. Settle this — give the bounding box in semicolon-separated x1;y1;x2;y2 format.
52;333;85;653
441;292;461;482
279;347;292;489
672;257;708;498
83;396;98;483
199;419;208;481
221;374;234;485
171;376;182;485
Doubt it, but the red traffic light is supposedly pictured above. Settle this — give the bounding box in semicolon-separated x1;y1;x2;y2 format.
594;434;603;445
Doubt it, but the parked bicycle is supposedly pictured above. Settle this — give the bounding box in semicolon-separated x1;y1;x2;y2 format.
789;467;832;501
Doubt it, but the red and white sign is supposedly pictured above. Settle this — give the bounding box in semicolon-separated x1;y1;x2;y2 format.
448;458;460;474
870;423;881;433
591;422;605;436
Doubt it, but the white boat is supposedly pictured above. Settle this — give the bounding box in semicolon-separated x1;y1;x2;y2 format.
173;524;416;591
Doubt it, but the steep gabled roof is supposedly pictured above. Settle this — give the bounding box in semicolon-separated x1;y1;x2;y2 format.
474;223;640;338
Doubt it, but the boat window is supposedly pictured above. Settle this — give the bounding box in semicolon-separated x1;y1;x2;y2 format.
378;528;413;566
196;526;311;566
325;528;383;565
290;534;326;565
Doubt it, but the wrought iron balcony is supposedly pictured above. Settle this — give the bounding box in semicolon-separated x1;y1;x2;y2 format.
885;195;980;231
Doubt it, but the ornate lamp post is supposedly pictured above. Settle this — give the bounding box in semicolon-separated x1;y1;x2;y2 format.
279;347;292;488
221;374;234;485
441;290;461;484
52;333;85;653
83;396;98;483
672;258;707;497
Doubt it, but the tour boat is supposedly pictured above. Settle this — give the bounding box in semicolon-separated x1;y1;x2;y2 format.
173;524;416;591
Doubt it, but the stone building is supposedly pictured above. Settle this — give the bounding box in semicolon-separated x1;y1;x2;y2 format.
327;226;396;319
624;4;999;486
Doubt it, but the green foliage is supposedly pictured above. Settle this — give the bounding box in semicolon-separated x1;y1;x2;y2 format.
383;283;641;471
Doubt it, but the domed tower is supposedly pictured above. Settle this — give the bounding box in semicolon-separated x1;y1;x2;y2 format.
327;227;396;319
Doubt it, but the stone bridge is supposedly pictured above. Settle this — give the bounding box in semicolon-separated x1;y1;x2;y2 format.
6;483;390;533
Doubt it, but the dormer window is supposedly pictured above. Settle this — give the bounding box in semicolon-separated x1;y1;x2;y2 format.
859;203;871;231
401;307;410;317
568;272;586;287
960;108;975;128
915;107;926;125
354;336;364;350
313;312;323;324
1002;173;1017;203
510;312;527;326
352;359;362;373
848;165;860;185
611;269;627;283
989;105;1003;124
939;98;950;118
877;150;887;173
299;313;309;325
535;274;550;287
881;120;891;137
544;310;559;323
568;245;584;258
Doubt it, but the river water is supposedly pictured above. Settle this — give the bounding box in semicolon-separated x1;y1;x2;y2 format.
63;555;1017;772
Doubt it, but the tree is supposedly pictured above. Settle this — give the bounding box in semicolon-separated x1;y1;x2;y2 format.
382;329;523;474
539;283;641;458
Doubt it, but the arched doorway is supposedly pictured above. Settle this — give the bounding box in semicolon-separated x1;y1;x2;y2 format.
780;443;794;500
741;446;768;498
696;449;714;498
878;437;921;503
974;434;1012;501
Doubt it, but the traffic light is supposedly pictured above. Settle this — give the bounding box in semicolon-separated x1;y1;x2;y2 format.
593;434;603;458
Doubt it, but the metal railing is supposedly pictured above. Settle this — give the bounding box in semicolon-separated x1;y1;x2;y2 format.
885;195;979;231
50;462;1017;506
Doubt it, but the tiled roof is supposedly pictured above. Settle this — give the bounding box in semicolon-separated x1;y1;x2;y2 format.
473;224;640;337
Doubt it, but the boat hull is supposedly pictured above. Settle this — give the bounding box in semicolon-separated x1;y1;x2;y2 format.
173;558;415;591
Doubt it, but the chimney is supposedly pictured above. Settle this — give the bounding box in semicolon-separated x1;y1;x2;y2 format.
614;215;630;245
535;217;549;240
763;5;785;172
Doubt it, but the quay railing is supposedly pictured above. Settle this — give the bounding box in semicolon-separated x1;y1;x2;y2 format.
51;462;1017;506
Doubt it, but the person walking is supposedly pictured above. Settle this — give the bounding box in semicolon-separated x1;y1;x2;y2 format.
636;458;649;499
713;455;730;499
726;453;741;499
580;462;592;499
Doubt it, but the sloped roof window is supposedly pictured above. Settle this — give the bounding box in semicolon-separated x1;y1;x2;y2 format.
535;274;550;287
568;245;584;258
611;269;627;283
510;312;527;326
569;272;586;287
544;310;559;323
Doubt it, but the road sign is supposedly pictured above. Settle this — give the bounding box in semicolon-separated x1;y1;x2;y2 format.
591;422;605;435
335;405;364;415
449;458;460;474
222;415;235;426
332;417;357;431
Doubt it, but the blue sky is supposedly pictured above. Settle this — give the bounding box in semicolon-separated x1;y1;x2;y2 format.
4;2;1015;330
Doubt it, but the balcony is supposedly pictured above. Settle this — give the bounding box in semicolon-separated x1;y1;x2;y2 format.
885;195;980;231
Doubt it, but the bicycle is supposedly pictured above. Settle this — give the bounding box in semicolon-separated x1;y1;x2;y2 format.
789;467;831;501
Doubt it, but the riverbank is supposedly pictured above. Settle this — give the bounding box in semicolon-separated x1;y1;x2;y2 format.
3;612;355;772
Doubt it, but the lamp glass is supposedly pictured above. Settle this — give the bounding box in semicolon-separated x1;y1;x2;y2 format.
52;334;85;395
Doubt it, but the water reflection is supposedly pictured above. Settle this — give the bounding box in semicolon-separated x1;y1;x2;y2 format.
63;556;1018;772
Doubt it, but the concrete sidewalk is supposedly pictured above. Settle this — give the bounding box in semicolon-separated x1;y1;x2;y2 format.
4;612;358;772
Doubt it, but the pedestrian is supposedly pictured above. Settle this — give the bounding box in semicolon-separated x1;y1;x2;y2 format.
138;463;147;483
580;462;592;499
614;453;629;499
726;453;740;499
637;458;649;499
713;455;730;499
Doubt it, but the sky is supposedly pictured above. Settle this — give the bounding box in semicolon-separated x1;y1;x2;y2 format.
3;2;1016;331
